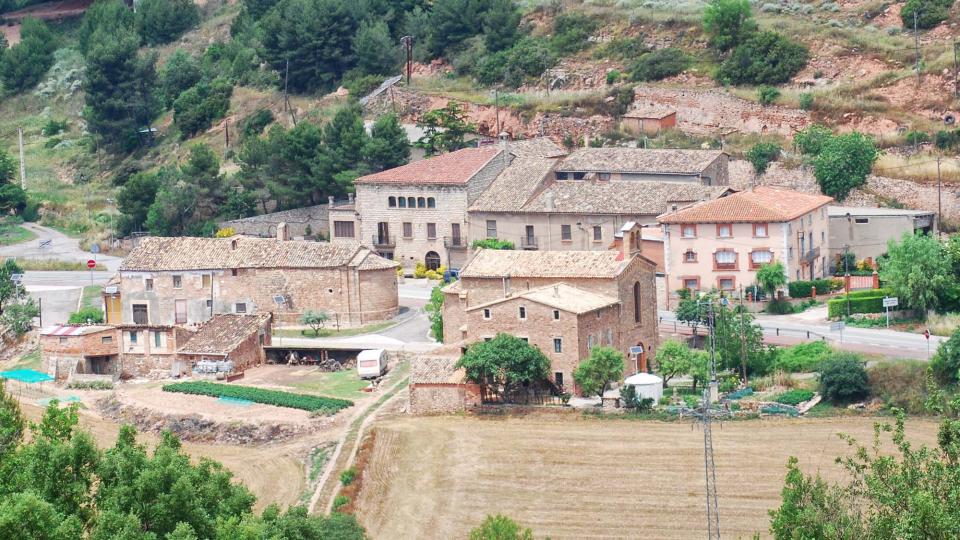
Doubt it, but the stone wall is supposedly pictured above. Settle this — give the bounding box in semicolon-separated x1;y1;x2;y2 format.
219;204;331;239
409;383;481;414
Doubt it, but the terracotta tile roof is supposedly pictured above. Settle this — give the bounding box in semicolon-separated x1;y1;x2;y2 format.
624;106;675;119
557;148;724;174
658;186;834;224
354;147;501;185
119;236;397;271
460;249;629;279
468;283;619;315
177;314;270;356
519;181;732;215
410;352;465;384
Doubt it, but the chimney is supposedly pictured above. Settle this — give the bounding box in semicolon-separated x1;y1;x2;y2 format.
619;222;643;260
499;132;510;169
276;222;289;241
348;193;355;204
328;196;334;206
553;285;559;297
545;191;555;212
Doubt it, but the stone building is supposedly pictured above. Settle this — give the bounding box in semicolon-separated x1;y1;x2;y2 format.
408;348;481;415
467;145;731;254
177;314;272;372
105;234;398;326
40;325;123;382
828;206;936;264
658;186;833;306
442;223;659;391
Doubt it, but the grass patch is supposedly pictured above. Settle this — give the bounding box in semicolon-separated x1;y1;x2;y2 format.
10;348;41;370
81;285;103;308
299;442;335;505
0;221;36;246
162;381;353;413
875;153;960;184
291;370;370;400
274;320;395;339
927;313;960;337
13;259;108;272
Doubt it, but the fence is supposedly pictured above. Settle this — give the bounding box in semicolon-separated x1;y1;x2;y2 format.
479;384;566;406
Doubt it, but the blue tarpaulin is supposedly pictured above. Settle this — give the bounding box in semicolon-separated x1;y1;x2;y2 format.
0;369;54;383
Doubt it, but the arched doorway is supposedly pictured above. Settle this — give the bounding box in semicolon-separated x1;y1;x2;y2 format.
425;251;441;271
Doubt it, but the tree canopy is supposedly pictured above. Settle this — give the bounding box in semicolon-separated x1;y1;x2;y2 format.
880;232;958;314
716;31;808;85
0;18;57;94
416;102;476;156
456;333;551;393
813;131;878;201
573;347;625;399
702;0;757;52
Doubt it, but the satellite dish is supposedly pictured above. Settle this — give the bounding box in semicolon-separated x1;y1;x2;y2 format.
945;114;956;125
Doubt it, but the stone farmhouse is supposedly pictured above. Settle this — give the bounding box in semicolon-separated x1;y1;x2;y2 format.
104;233;398;327
658;186;833;306
441;224;659;394
467;145;731;254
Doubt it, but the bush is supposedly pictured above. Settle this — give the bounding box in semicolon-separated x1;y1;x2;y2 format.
904;130;930;145
931;328;960;385
798;92;814;110
471;238;514;250
628;48;690;82
41;119;68;137
476;36;556;88
1;300;39;336
332;495;349;511
716;31;808;85
66;380;113;390
788;279;837;298
900;0;953;30
605;70;621;85
935;129;960;150
162;382;353;413
340;468;357;485
867;360;929;413
470;515;534;540
827;289;890;318
766;299;795;314
68;306;105;325
0;18;57;94
794;124;833;155
136;0;200;46
757;85;780;105
413;262;428;279
746;142;780;175
773;341;832;373
775;389;814;406
173;79;233;138
341;72;384;98
550;12;598;55
819;353;869;404
241;109;275;139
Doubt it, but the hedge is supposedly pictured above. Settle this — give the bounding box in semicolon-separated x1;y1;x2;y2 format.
162;381;353;413
788;279;841;298
827;288;891;318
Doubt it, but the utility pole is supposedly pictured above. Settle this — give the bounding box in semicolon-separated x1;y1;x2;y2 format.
283;58;290;113
703;299;720;540
224;117;230;148
738;287;747;384
494;88;501;135
400;36;414;85
936;155;943;236
914;11;921;87
17;126;26;189
954;40;959;98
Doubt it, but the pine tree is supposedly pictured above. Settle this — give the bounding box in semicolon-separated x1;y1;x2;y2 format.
365;114;410;171
136;0;200;46
77;0;135;55
482;0;521;52
0;18;57;94
352;20;399;76
159;49;202;107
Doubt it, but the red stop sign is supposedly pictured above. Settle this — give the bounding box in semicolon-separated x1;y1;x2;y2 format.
87;260;96;269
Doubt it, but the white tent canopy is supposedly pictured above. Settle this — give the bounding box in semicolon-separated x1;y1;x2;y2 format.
624;372;664;403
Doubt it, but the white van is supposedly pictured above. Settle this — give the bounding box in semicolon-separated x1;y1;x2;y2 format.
357;349;387;379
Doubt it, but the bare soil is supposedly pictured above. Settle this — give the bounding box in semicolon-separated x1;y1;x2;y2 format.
355;413;940;540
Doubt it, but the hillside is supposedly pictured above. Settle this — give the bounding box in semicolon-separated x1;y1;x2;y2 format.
0;0;958;251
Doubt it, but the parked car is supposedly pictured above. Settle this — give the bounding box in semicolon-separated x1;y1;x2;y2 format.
443;268;460;283
357;349;387;379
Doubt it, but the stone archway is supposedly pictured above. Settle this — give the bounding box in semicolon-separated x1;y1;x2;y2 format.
425;251;441;271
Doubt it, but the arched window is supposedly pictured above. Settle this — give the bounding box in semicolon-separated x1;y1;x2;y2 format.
388;196;396;208
633;281;641;323
427;197;436;208
398;197;407;208
407;197;416;208
417;197;426;208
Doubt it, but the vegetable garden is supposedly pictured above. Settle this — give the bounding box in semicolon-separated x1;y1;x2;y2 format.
162;381;353;414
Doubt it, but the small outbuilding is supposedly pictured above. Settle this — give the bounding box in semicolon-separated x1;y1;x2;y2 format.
624;372;664;403
621;106;677;136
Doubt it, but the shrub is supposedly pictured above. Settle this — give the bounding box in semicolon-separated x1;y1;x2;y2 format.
798;92;814;110
66;380;114;390
900;0;953;30
867;360;929;413
702;0;758;52
935;129;960;150
241;109;274;139
471;238;514;250
717;31;808;85
746;142;781;175
931;328;960;385
775;389;814;406
794;124;833;155
550;12;598;55
628;48;690;82
68;306;105;325
476;36;557;88
173;79;233;138
827;289;891;318
470;515;534;540
773;341;832;373
605;70;621;85
42;119;68;137
766;299;795;314
413;262;428;279
818;353;869;404
757;85;780;105
340;468;357;486
332;495;349;511
162;382;353;413
341;72;384;98
788;279;836;298
904;130;930;145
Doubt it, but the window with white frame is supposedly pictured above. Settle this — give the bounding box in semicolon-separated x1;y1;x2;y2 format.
681;224;697;238
715;250;737;268
684;250;697;263
750;250;773;266
717;223;732;238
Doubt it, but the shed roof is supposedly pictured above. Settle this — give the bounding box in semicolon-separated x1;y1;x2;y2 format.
410;352;465;384
177;314;270;356
119;236;397;271
623;106;676;119
460;249;630;279
556;148;724;174
354;147;501;185
827;206;935;218
40;325;113;337
658;186;833;224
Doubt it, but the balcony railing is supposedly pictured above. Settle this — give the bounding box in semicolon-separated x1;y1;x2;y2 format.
520;236;539;250
444;236;467;249
372;234;395;247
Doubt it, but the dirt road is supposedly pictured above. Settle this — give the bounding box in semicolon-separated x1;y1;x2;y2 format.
356;414;940;539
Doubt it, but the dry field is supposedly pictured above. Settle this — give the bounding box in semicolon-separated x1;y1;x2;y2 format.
356;413;940;540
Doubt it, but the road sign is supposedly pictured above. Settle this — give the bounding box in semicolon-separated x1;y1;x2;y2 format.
90;243;100;254
830;321;845;332
39;239;52;249
924;329;931;340
86;260;96;269
10;273;23;283
882;297;899;308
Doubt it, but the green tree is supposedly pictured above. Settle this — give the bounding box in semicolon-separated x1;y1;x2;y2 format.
259;0;357;93
713;303;765;378
756;85;780;105
690;350;710;392
574;347;625;400
425;285;444;341
145;179;197;236
756;261;786;298
746;142;781;175
0;18;57;94
159;49;203;108
654;339;694;388
322;102;371;187
482;0;521;52
456;333;551;394
818;353;869;404
880;232;957;314
116;171;162;234
900;0;953;30
173;78;233;138
83;23;161;151
675;288;706;336
931;328;960;385
366;114;411;171
68;306;105;325
716;31;808;85
416;101;476;156
301;310;330;336
702;0;757;52
793;123;833;155
0;381;23;460
628;48;691;82
0;259;25;315
427;0;485;58
352;20;398;77
471;238;515;250
469;514;534;540
136;0;200;46
0;184;26;215
813;131;878;201
78;0;135;54
550;12;598;55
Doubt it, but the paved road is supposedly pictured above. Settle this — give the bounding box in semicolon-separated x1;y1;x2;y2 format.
28;286;82;327
659;310;944;360
0;223;121;273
